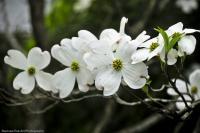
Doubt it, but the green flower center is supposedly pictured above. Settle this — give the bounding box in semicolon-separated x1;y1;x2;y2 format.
150;42;159;52
191;86;198;94
172;32;182;39
112;59;123;71
27;66;36;75
71;61;79;72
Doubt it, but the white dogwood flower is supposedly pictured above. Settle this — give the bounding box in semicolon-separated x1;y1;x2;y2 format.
131;36;164;64
167;69;200;110
84;41;149;96
160;22;200;65
4;47;53;94
51;39;93;98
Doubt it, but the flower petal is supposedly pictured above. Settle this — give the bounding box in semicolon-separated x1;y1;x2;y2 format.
168;22;183;34
189;69;200;90
100;29;120;44
122;63;148;89
4;50;27;70
95;68;122;96
139;37;158;48
51;44;76;66
176;95;192;110
13;71;35;94
72;37;89;53
27;47;50;69
83;52;112;71
167;88;177;96
78;30;97;42
116;42;137;62
53;68;76;98
178;35;196;55
77;68;94;92
35;71;54;92
183;28;200;34
135;31;150;44
167;49;178;65
119;17;128;35
131;49;150;64
60;38;72;46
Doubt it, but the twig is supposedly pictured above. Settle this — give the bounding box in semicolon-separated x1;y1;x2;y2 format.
93;100;115;133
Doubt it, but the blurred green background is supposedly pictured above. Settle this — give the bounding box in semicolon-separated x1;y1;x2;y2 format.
0;0;200;132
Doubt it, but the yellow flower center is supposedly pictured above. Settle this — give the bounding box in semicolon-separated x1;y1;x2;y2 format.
112;59;123;71
27;66;36;75
172;32;182;39
150;42;159;52
71;61;79;72
191;86;198;94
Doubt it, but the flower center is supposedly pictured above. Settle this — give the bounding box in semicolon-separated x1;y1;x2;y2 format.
172;32;182;39
150;42;159;52
191;86;198;94
27;66;36;75
112;59;123;71
71;61;79;72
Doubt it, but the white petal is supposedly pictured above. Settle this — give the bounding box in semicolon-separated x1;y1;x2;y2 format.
100;29;120;45
178;35;196;55
135;31;150;44
189;69;200;89
119;17;128;34
13;71;35;94
139;37;158;48
148;43;164;60
176;95;191;110
78;30;97;42
131;49;150;64
27;47;50;70
167;88;177;96
116;42;137;62
51;44;76;66
53;68;76;98
183;28;200;34
168;22;183;34
77;68;94;92
83;52;112;71
4;50;27;70
122;63;148;89
175;79;189;93
89;39;111;54
167;49;178;65
72;37;89;53
35;71;54;92
60;38;72;46
95;68;122;96
167;79;189;95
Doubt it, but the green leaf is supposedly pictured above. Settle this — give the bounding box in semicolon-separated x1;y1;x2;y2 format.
155;27;169;52
142;85;149;94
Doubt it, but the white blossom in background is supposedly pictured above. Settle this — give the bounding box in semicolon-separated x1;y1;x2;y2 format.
160;22;200;65
51;38;93;98
176;0;198;14
74;0;93;12
4;47;54;94
167;69;200;110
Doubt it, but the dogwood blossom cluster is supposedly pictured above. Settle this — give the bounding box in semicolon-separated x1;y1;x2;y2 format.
167;69;200;110
4;17;200;110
